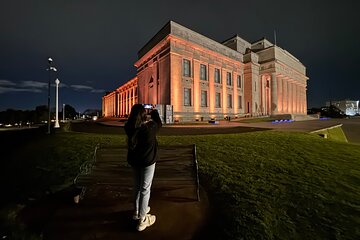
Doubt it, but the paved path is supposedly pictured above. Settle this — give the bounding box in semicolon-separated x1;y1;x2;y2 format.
41;145;208;240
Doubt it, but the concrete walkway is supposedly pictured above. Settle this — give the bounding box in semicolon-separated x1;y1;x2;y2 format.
41;145;208;240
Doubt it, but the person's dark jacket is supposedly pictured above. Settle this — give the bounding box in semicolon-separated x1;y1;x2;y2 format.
125;110;162;168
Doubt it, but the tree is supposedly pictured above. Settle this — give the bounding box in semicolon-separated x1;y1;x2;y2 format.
35;105;48;122
60;104;77;120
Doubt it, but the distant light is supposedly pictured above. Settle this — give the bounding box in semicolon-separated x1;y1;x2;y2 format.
272;119;294;124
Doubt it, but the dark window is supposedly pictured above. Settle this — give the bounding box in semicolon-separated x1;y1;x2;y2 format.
238;95;242;109
215;92;221;108
200;64;207;80
226;72;232;86
227;94;232;108
184;88;191;106
183;59;191;77
201;90;207;107
237;75;241;88
214;68;221;83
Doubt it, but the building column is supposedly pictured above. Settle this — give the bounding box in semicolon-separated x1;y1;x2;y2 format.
222;70;227;114
132;87;136;106
260;75;265;115
277;76;283;113
300;87;303;114
271;73;278;114
289;81;293;113
208;65;215;114
282;78;287;113
119;93;122;116
193;60;200;113
128;89;131;115
296;84;300;114
304;87;307;114
292;82;296;114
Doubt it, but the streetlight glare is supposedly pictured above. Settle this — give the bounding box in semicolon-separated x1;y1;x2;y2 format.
48;57;53;63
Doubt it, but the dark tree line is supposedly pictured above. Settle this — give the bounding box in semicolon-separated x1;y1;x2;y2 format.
0;105;78;124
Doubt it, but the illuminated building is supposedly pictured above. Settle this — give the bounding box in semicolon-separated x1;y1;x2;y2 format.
102;21;309;122
326;100;359;116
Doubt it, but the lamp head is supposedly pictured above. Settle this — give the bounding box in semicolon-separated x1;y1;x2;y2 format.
48;57;53;64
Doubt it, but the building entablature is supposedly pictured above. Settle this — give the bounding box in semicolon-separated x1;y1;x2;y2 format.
255;46;305;75
137;21;243;64
135;37;170;70
170;35;243;71
275;62;308;83
116;77;138;93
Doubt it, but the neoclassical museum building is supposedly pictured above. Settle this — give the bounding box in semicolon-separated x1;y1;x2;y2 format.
102;21;308;122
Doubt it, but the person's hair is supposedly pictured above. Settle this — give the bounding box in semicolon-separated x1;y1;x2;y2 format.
127;104;147;129
126;104;147;150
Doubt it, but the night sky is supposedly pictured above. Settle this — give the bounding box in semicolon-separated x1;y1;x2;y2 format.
0;0;359;113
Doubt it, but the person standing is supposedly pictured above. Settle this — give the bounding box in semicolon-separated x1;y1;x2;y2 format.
124;104;162;231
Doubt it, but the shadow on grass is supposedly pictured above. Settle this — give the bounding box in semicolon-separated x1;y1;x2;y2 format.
70;121;271;136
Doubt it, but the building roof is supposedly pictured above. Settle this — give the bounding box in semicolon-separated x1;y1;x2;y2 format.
137;21;243;62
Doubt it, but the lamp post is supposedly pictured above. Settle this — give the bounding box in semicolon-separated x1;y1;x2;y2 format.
47;57;57;134
54;78;60;128
62;103;65;122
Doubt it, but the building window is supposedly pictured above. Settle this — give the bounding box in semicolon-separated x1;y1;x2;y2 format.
237;75;241;88
214;68;221;83
238;95;242;109
201;90;207;107
215;92;221;108
183;59;191;77
227;94;232;108
254;80;256;92
184;88;191;106
200;64;207;80
226;72;232;86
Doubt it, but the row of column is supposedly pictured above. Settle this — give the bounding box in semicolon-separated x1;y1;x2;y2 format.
117;86;137;116
103;93;116;117
271;74;307;114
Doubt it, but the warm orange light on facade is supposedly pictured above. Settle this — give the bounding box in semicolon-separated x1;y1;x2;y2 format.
102;21;309;121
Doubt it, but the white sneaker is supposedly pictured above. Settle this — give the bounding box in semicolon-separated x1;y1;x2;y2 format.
132;206;150;220
137;214;156;231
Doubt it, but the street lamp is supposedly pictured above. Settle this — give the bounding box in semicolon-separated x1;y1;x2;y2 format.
54;78;60;128
62;103;65;122
47;57;57;134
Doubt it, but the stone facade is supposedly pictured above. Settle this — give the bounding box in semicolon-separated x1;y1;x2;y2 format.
102;21;309;121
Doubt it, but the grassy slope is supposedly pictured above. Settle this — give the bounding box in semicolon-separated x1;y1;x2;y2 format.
158;131;360;240
2;130;360;240
312;126;348;142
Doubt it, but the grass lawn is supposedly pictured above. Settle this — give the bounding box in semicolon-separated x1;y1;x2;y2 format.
311;126;348;142
1;128;359;239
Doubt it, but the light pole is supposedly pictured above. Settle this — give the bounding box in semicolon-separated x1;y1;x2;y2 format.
62;103;65;122
47;57;57;134
54;78;60;128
